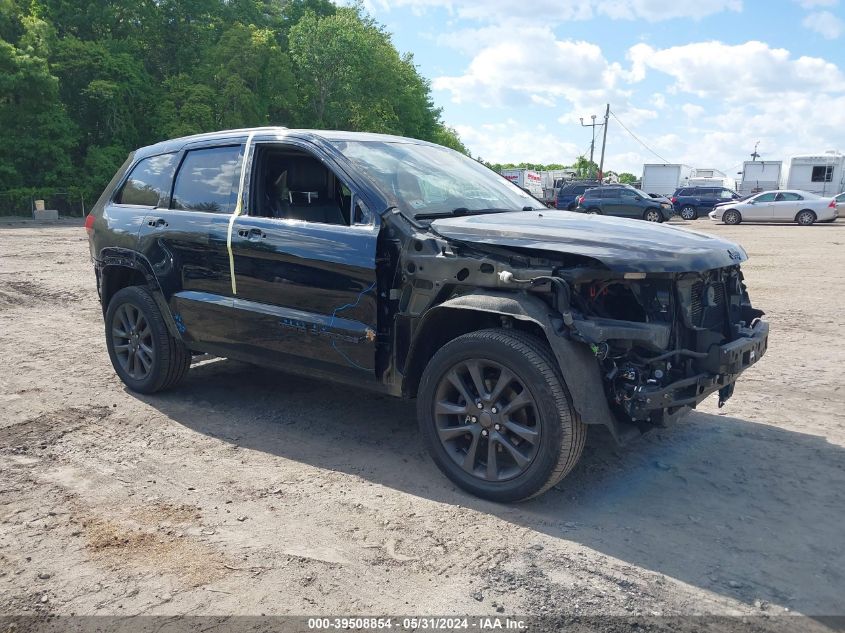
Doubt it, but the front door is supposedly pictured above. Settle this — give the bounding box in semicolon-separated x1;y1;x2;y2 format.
228;142;380;377
745;192;776;220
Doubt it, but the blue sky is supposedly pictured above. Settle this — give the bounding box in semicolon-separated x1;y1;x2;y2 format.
359;0;845;176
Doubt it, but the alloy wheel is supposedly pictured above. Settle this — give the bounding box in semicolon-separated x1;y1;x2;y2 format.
797;211;815;225
111;302;155;380
433;359;541;482
644;210;661;222
680;206;696;220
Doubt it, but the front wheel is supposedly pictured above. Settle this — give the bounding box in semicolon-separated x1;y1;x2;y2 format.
643;208;662;222
723;209;742;225
105;286;192;393
417;329;586;502
680;205;698;220
796;210;816;226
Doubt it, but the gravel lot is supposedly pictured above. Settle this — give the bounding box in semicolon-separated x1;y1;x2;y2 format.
1;217;843;621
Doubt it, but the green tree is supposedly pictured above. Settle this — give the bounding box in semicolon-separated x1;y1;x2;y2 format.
0;17;76;190
617;172;637;184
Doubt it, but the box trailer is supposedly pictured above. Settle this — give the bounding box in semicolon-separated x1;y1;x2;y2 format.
785;152;845;196
688;168;736;191
739;161;782;196
641;164;692;196
539;169;576;204
500;169;544;199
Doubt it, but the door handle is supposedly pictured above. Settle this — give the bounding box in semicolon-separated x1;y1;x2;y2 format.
147;217;168;228
237;228;265;240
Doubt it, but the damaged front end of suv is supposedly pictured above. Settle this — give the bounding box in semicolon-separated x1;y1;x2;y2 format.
384;210;768;444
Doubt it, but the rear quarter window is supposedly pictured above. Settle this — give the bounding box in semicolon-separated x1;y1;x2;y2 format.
117;153;178;206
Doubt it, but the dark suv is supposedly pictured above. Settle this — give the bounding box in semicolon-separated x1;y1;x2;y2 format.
577;186;674;222
672;187;742;220
555;180;600;210
86;127;768;502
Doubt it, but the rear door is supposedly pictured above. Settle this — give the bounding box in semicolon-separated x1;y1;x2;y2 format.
137;142;246;347
772;191;803;221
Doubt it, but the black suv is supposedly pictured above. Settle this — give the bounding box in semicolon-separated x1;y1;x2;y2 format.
672;187;742;220
577;186;674;222
555;180;600;210
86;127;768;502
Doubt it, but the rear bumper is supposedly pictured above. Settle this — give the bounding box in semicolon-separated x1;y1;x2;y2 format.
627;320;769;419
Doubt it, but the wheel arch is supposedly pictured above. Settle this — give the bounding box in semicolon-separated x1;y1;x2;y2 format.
99;248;183;341
795;208;817;222
403;291;627;442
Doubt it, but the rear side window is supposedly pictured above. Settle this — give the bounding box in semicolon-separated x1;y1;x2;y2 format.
117;153;178;206
172;146;243;213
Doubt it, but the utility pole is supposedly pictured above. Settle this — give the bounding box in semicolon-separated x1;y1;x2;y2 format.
598;103;610;183
580;114;599;178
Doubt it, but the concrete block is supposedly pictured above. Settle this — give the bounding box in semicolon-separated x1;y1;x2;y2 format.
33;209;59;221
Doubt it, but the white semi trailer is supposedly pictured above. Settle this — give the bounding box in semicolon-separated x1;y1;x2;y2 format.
500;169;544;199
641;164;692;196
739;161;782;196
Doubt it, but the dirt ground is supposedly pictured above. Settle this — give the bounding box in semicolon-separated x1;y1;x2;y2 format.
1;216;843;621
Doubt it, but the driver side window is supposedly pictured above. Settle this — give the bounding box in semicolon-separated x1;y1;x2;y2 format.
755;193;777;202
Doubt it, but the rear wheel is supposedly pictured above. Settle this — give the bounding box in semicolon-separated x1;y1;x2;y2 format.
417;329;586;502
723;209;742;225
586;207;601;215
796;210;816;226
105;286;191;393
680;205;698;220
643;208;662;222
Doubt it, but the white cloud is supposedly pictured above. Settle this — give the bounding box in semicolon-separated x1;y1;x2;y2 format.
369;0;741;22
628;40;845;99
432;28;625;108
681;103;706;118
802;10;844;38
795;0;837;7
454;122;581;164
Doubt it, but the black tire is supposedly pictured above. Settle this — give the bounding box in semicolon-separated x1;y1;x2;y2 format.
795;209;816;226
105;286;191;394
723;209;741;225
586;207;602;215
680;205;698;220
417;328;586;502
567;202;577;211
643;208;662;222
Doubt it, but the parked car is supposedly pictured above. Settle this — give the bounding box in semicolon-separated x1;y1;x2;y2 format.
709;190;838;225
555;180;600;210
577;186;674;222
86;127;768;502
672;186;743;220
647;192;673;206
835;192;845;214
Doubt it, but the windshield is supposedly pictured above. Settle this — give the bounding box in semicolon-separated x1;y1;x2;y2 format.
332;140;543;218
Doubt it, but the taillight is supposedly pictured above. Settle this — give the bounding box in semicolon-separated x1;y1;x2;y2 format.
671;197;678;203
85;213;95;235
829;199;837;208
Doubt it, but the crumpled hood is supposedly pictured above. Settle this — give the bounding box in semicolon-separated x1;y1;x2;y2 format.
431;211;747;273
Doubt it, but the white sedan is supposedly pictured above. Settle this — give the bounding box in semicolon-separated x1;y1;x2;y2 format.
709;190;838;225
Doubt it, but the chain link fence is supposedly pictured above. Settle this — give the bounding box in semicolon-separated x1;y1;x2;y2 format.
0;190;88;218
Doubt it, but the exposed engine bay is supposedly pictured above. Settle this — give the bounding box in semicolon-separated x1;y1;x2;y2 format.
382;210;769;440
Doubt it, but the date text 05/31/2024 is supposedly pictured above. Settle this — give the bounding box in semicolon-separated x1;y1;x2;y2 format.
307;617;527;630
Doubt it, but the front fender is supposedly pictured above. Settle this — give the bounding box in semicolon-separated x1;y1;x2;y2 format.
416;291;633;443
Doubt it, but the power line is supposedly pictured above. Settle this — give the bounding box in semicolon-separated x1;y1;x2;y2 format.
609;110;670;164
